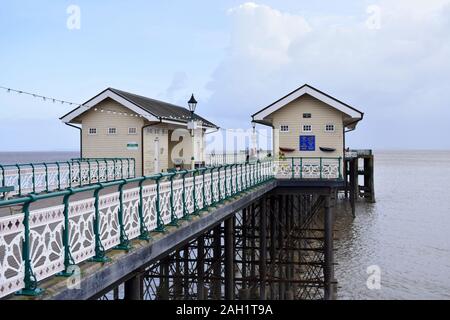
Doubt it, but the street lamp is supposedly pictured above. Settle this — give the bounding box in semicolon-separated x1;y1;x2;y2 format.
188;94;198;169
188;94;197;115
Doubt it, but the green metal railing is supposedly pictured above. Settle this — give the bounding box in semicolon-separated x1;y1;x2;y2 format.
0;158;136;198
0;160;273;298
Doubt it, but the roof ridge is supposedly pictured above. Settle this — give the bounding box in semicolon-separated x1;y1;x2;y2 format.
109;87;188;111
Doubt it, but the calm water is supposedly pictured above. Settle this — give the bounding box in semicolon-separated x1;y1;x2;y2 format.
1;150;449;299
335;150;450;299
0;151;79;164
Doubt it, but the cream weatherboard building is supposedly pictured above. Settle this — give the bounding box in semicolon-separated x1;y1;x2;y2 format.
252;84;363;172
60;88;218;176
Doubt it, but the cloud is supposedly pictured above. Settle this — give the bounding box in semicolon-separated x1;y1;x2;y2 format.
204;1;450;149
164;71;188;100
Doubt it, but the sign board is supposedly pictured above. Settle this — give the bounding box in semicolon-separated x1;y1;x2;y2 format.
127;142;139;150
299;135;315;151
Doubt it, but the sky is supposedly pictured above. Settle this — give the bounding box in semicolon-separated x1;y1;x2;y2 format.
1;0;450;151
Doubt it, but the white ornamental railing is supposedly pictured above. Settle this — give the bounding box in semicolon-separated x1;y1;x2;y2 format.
274;157;342;179
0;161;273;298
205;151;271;166
0;158;135;198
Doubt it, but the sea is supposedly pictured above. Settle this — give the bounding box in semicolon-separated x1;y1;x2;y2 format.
1;150;449;300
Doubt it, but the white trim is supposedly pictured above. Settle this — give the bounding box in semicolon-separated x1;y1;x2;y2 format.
107;127;117;135
60;89;159;123
253;85;362;121
88;128;97;135
128;127;137;135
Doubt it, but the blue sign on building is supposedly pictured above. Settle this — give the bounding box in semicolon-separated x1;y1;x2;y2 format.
299;135;315;151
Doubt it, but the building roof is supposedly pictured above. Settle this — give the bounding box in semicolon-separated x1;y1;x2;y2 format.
252;84;364;129
60;87;218;128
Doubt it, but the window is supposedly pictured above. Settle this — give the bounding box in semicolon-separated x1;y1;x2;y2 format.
303;113;312;118
107;127;117;135
280;125;289;132
302;124;312;132
128;127;137;135
88;128;97;135
325;124;335;132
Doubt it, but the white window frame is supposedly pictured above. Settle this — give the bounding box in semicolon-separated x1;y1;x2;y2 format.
302;124;312;132
128;127;137;135
280;125;289;133
325;124;335;132
88;128;97;135
107;127;117;135
303;113;312;119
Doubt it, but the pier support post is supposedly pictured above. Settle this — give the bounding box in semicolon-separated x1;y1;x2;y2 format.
323;195;335;300
124;273;142;300
197;235;205;300
349;158;357;217
212;224;222;299
224;215;235;299
259;197;267;300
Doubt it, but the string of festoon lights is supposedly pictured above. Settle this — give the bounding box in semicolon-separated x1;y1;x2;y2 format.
0;85;202;121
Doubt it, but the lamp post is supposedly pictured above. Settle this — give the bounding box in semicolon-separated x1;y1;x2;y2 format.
188;94;198;169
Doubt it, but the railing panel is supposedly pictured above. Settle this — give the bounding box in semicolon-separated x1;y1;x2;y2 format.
172;179;184;219
122;187;141;240
159;181;172;225
69;198;96;264
274;157;341;179
99;192;120;251
29;205;65;281
142;184;157;231
0;214;25;297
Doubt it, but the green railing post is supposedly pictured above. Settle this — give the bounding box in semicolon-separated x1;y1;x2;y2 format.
90;183;109;262
192;169;200;215
138;178;150;240
0;165;5;188
44;163;49;192
127;158;131;178
113;159;117;179
152;174;165;232
115;179;131;250
300;158;303;179
201;168;207;210
168;172;178;226
320;157;323;180
224;165;229;199
16;195;43;296
217;165;223;203
181;170;190;220
291;158;294;179
30;164;36;194
66;161;71;188
94;160;100;182
210;167;217;206
240;163;244;193
77;160;82;187
56;162;61;190
59;188;76;277
15;164;22;196
87;161;91;184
